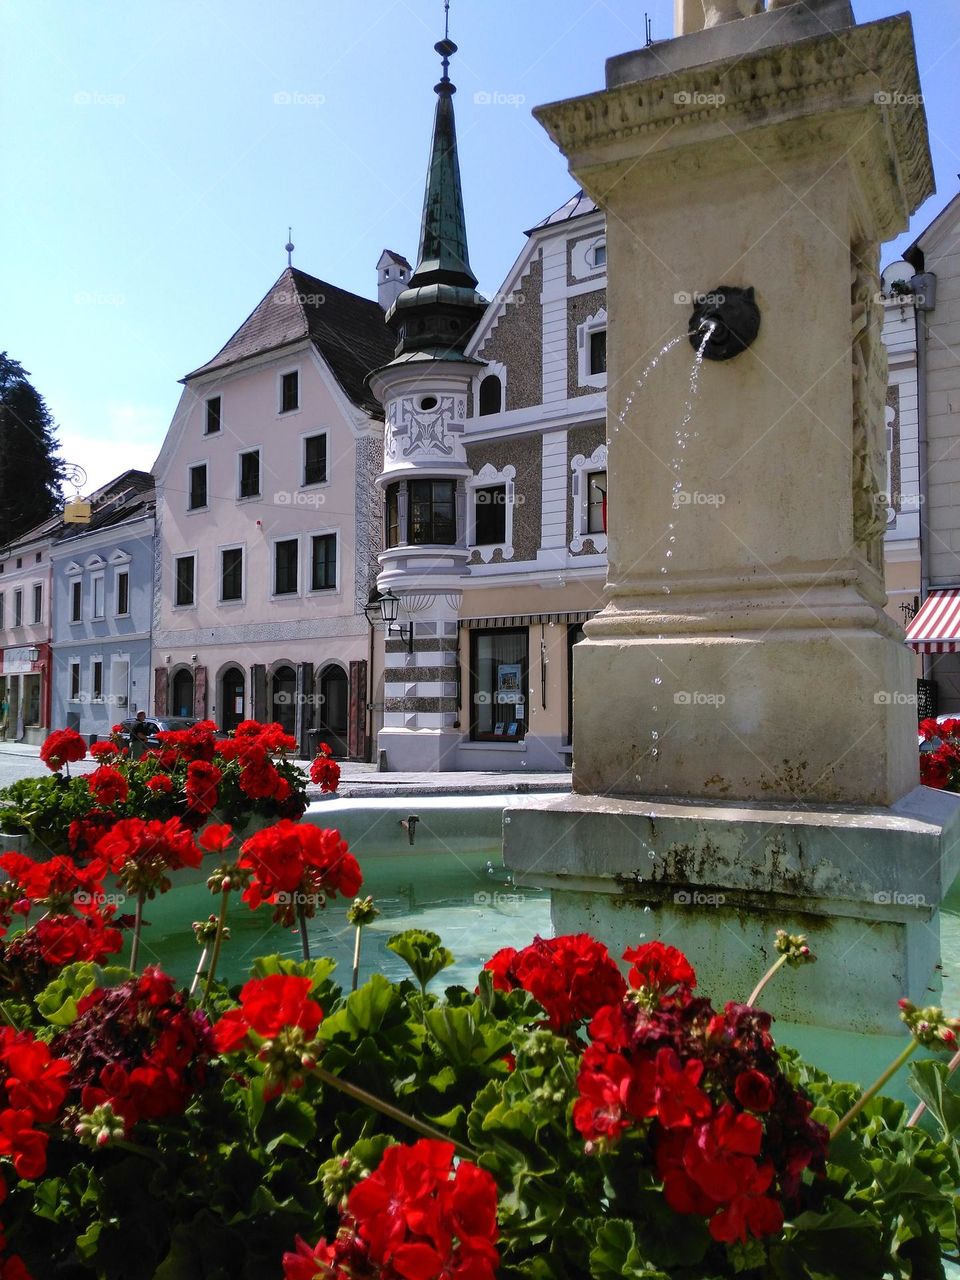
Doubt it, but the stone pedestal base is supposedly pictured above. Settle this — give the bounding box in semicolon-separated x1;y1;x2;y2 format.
503;786;960;1036
377;727;461;773
573;624;919;806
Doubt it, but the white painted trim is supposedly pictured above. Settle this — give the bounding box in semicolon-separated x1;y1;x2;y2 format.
472;362;507;419
172;550;198;610
576;308;608;390
467;464;516;562
277;365;302;417
113;566;130;618
570;445;608;553
297;426;331;495
270;533;301;600
108;549;131;566
236;445;263;501
306;529;341;596
90;571;105;620
217;542;246;606
186;458;210;513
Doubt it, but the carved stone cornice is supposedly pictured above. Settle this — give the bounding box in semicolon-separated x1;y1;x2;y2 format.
534;16;932;235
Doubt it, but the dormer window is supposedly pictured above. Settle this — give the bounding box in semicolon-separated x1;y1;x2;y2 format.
592;242;607;268
577;309;608;389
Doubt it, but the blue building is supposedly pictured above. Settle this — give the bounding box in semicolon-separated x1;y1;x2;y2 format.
50;471;155;740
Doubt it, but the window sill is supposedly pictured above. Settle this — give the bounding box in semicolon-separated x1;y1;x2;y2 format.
461;740;527;751
218;598;245;607
237;494;262;503
186;507;210;515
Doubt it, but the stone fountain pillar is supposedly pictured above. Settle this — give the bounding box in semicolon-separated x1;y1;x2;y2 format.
504;1;960;1056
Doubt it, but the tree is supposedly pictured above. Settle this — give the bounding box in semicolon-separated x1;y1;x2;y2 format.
0;353;64;547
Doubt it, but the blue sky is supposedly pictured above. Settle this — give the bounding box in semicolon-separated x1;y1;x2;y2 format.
3;0;958;490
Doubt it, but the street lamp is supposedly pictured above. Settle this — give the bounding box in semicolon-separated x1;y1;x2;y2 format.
364;588;413;654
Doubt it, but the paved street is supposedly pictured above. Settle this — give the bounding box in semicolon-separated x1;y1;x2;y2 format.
0;741;571;800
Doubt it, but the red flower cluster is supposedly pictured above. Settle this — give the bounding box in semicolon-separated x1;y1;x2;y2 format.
0;853;107;912
217;725;298;807
0;1029;71;1180
572;941;828;1244
87;765;129;808
89;740;121;762
52;967;214;1133
284;1139;499;1280
1;912;123;978
213;974;323;1054
918;719;960;791
93;816;202;892
39;728;86;773
238;820;362;926
154;720;219;763
484;933;627;1032
185;760;222;817
309;742;340;794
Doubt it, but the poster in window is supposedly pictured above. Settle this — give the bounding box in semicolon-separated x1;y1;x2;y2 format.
506;722;520;736
514;702;525;720
497;663;520;692
494;721;505;736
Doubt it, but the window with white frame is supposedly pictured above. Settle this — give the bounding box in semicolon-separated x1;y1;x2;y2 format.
92;574;105;619
0;594;4;629
238;449;261;499
69;660;81;701
577;309;608;389
310;534;337;591
188;463;208;511
13;589;22;628
570;445;608;552
274;538;299;595
92;659;103;702
220;547;244;603
32;582;42;625
280;370;299;414
115;570;129;617
70;579;82;622
591;241;607;268
467;464;516;561
174;555;196;607
303;433;328;487
205;396;222;435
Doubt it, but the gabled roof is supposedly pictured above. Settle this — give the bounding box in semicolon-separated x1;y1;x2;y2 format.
526;189;600;235
184;267;396;417
379;249;412;270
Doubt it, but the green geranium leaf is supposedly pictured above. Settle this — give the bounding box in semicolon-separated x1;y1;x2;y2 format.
319;973;400;1040
589;1219;670;1279
423;1003;513;1067
386;929;454;993
35;962;131;1025
908;1059;960;1142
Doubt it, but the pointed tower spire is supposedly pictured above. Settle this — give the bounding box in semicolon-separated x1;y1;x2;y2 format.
384;2;485;359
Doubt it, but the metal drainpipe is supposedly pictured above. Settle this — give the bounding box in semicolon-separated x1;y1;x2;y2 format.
915;299;931;683
366;616;375;763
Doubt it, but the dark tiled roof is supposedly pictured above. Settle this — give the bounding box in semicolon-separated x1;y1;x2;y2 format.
527;189;600;235
381;249;412;269
184;268;396;417
56;469;155;543
6;470;155;553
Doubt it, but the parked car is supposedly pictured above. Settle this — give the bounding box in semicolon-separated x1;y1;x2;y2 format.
116;717;221;750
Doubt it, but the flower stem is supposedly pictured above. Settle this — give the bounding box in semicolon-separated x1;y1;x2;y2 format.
189;945;210;998
0;1001;19;1029
907;1045;960;1127
830;1040;919;1140
129;889;146;972
201;890;230;1009
748;954;788;1007
314;1065;475;1159
298;904;310;962
352;925;362;992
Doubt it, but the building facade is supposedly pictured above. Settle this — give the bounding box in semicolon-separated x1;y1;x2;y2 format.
49;471;155;740
152;267;395;756
0;523;57;744
899;192;960;708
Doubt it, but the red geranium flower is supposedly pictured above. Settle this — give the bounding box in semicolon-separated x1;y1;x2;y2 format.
237;821;361;925
483;934;626;1031
87;765;129;808
39;728;86;772
309;743;340;793
89;740;120;762
146;774;173;794
185;760;222;816
623;941;697;999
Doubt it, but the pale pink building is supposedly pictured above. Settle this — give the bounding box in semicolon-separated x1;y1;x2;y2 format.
152;268;395;756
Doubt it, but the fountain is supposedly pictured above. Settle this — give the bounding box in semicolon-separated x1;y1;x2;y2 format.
504;0;960;1064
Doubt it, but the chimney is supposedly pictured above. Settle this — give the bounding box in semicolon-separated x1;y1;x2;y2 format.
377;249;411;311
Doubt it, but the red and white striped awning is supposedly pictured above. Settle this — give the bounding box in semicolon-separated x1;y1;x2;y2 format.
906;589;960;654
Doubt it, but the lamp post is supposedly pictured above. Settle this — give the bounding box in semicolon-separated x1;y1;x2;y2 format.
364;589;413;655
